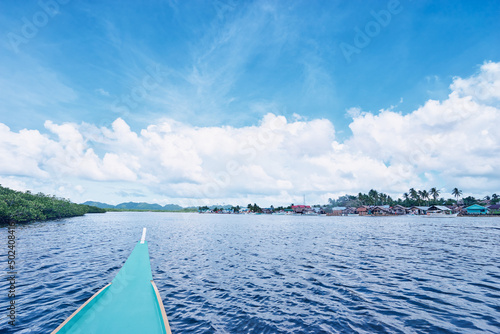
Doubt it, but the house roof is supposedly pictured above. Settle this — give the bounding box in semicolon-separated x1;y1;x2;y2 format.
410;206;429;210
466;204;488;210
331;207;347;211
487;204;500;210
428;205;451;211
372;206;390;211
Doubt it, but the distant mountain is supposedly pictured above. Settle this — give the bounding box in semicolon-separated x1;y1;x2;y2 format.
82;201;184;211
163;204;183;211
115;202;164;210
82;201;115;209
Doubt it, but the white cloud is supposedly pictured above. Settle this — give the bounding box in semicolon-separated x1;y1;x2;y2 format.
345;107;363;118
0;124;51;178
1;62;500;205
96;88;110;97
450;61;500;102
0;176;29;192
346;62;500;193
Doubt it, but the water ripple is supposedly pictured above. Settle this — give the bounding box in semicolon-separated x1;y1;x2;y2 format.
1;213;500;333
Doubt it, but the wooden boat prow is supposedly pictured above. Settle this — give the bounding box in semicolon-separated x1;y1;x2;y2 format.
52;228;172;333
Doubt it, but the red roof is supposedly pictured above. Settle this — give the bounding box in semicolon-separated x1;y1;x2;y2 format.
292;205;311;209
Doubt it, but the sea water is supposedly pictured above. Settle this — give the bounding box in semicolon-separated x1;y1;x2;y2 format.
1;212;499;333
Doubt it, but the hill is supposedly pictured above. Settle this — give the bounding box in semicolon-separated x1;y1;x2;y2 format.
115;202;165;210
82;201;115;209
82;201;184;211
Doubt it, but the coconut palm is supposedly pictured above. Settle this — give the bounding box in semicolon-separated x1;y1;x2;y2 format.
492;193;499;204
409;188;419;204
403;192;410;205
381;193;388;205
421;190;430;205
368;189;378;205
429;187;440;204
452;188;462;203
418;190;425;205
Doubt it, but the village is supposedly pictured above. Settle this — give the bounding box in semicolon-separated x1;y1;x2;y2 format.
199;203;500;216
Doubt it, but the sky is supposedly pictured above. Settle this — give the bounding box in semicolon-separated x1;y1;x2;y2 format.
0;0;499;207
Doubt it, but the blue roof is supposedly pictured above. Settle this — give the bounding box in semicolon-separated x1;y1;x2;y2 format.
466;204;487;209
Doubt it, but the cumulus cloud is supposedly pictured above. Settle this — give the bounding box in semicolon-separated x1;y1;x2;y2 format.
1;62;500;204
450;61;500;103
0;124;51;178
347;61;500;193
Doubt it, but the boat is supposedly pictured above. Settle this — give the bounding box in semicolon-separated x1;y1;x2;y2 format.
51;228;172;334
422;205;458;218
304;211;318;216
423;212;458;218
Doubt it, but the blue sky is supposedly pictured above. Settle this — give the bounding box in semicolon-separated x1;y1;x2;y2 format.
1;0;500;206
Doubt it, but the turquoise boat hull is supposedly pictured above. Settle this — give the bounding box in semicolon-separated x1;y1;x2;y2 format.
52;231;171;333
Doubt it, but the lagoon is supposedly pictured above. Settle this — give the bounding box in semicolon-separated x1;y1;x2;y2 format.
1;212;499;333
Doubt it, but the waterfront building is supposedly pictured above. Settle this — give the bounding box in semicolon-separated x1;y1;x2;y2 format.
427;205;453;214
356;206;369;216
330;206;346;216
465;204;489;215
391;205;408;215
409;206;430;215
487;204;500;214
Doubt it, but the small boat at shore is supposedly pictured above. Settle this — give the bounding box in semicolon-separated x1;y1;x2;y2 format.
422;205;458;218
423;212;458;218
51;228;172;334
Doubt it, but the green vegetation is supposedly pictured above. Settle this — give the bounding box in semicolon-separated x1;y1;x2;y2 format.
328;188;498;207
247;203;262;213
452;188;463;202
0;185;105;224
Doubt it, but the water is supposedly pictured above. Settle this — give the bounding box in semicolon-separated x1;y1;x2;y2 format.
1;212;499;333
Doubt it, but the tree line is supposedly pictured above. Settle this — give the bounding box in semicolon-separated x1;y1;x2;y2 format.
0;185;105;224
328;188;499;207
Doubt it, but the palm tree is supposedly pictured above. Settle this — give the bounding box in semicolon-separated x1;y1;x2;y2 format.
492;193;499;204
418;190;424;205
382;193;388;205
429;187;440;204
409;188;419;205
358;192;367;205
421;190;430;205
368;189;378;205
403;192;410;205
452;188;462;203
378;193;386;205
